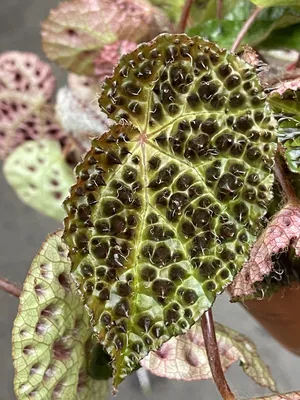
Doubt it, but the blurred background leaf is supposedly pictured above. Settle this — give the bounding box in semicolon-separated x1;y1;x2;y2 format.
3;139;75;221
188;2;300;51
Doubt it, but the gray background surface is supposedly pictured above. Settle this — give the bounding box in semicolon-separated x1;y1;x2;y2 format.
0;1;299;399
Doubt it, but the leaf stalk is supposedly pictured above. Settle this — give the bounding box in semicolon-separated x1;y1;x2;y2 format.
178;0;195;33
231;6;262;53
217;0;223;20
274;152;298;204
201;309;236;400
0;277;21;298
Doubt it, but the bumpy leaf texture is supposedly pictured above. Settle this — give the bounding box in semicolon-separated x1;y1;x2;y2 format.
12;231;109;400
63;34;276;386
141;322;276;390
231;203;300;299
0;52;60;159
41;0;172;76
4;140;74;220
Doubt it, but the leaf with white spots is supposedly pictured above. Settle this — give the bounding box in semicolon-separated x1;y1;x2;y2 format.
12;231;110;400
141;322;276;391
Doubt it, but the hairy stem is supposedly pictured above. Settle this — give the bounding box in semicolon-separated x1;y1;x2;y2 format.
178;0;194;33
201;309;236;400
217;0;223;19
274;152;298;204
0;277;21;298
231;6;262;53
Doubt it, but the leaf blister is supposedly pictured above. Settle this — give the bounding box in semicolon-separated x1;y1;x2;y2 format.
64;34;276;386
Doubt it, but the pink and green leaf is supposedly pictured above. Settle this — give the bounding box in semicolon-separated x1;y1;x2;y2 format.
12;231;109;400
141;321;276;391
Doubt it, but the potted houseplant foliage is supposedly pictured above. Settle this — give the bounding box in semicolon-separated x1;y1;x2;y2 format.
2;0;300;399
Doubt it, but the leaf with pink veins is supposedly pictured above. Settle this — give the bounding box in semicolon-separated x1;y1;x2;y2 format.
0;51;58;159
230;203;300;299
41;0;172;76
141;322;276;391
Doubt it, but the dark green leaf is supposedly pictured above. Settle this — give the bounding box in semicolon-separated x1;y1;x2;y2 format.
259;23;300;50
188;5;300;51
63;34;276;388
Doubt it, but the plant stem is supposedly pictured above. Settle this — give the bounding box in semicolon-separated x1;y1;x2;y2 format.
274;152;298;204
178;0;194;33
231;6;262;53
201;309;236;400
0;277;21;298
217;0;223;20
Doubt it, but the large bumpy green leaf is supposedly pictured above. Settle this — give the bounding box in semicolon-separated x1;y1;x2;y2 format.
3;139;75;220
12;231;109;400
63;34;276;387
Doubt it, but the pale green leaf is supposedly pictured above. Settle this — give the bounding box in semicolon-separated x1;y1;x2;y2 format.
3;139;75;220
12;231;109;400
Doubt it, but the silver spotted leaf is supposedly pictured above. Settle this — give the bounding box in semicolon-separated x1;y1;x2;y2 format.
3;139;75;220
63;34;276;387
12;231;109;400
